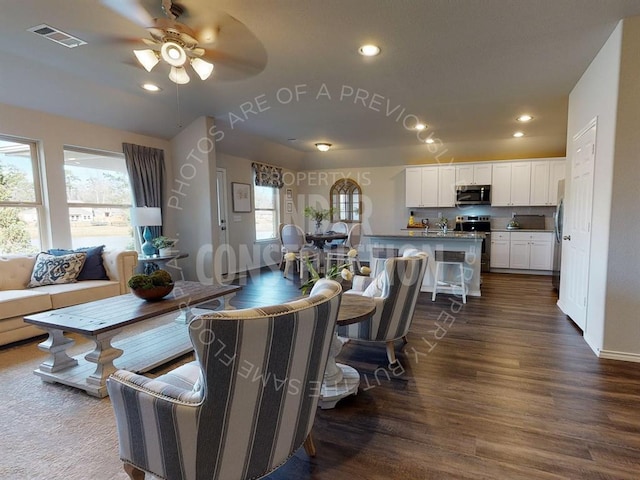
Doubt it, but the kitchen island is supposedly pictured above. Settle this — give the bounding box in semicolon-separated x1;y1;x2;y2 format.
364;231;485;297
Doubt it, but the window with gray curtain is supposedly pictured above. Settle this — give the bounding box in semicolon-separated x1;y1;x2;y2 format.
123;143;165;241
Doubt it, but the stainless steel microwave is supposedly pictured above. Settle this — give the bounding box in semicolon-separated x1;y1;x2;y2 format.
456;185;491;205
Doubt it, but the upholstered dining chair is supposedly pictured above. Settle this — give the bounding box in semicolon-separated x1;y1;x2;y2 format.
281;223;320;279
107;278;342;480
326;221;349;247
338;249;428;366
325;222;363;272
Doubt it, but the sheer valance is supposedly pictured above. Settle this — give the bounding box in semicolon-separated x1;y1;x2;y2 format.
252;162;284;188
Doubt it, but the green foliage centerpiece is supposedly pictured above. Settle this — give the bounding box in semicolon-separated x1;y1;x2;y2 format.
128;269;174;301
303;206;334;233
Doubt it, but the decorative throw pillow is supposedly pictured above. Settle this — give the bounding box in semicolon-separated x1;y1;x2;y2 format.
362;271;385;298
28;252;87;288
48;245;108;281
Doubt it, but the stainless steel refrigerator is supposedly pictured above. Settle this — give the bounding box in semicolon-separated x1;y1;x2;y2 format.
552;179;565;292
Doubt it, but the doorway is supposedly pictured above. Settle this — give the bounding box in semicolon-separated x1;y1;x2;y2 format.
216;168;229;278
558;119;597;331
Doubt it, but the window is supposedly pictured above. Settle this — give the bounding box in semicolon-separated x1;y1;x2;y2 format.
254;185;279;241
0;136;42;254
64;147;134;250
330;178;362;222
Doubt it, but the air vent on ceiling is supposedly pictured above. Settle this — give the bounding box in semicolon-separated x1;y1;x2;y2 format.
28;24;87;48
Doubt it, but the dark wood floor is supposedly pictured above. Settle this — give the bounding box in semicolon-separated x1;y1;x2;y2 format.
229;269;640;480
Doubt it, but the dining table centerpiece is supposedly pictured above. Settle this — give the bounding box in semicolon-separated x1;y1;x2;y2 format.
303;206;334;234
128;269;175;301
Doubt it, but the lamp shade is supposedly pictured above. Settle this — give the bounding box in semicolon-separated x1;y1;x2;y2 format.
130;207;162;227
134;49;159;72
191;57;214;80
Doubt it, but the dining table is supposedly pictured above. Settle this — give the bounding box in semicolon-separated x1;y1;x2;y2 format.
305;231;348;249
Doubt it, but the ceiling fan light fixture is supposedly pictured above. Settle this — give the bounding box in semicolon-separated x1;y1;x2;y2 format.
191;57;214;80
134;49;159;72
315;143;332;152
169;66;190;84
161;41;187;67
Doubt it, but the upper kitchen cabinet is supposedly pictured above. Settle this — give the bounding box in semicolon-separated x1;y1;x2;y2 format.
438;165;456;207
455;164;492;185
405;166;438;207
491;162;531;206
405;165;455;207
530;159;566;206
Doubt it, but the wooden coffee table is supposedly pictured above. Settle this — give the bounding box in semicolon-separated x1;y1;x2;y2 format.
23;281;241;397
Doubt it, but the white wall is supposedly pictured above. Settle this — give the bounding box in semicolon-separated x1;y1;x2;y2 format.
564;22;621;352
0;102;170;249
565;17;640;359
603;17;640;356
167;116;218;283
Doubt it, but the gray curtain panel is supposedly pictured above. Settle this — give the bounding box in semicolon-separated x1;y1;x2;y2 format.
123;143;165;239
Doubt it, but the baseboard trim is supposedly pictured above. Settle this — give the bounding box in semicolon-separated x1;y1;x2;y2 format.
598;349;640;363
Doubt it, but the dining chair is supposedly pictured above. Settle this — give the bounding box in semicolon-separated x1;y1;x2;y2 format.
339;249;428;366
326;221;349;247
325;223;363;272
107;278;342;480
281;224;320;279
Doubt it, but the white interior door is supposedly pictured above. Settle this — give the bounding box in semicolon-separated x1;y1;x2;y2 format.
559;120;596;330
216;168;229;277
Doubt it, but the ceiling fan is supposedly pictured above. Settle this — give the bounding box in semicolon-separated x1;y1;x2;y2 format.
101;0;267;83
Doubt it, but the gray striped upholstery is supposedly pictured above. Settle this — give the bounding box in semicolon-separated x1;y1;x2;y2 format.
107;279;342;480
337;251;427;343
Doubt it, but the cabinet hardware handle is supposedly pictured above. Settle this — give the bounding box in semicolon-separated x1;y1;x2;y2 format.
563;235;571;241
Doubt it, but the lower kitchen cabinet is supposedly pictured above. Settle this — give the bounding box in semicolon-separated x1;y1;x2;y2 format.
490;232;511;268
491;231;554;271
509;231;553;270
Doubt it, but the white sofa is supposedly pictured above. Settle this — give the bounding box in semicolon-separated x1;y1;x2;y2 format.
0;250;138;346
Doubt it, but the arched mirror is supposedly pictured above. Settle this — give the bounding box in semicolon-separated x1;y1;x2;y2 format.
330;178;362;222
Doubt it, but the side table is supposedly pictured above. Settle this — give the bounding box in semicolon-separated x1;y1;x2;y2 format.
138;253;188;275
319;294;376;409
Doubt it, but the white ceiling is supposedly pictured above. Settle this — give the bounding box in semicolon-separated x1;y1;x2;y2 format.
2;0;640;169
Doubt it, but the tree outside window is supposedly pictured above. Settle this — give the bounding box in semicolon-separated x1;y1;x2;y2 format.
254;185;279;241
0;137;42;254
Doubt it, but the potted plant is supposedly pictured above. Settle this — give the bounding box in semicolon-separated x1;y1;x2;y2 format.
128;269;174;301
304;206;334;233
152;236;177;257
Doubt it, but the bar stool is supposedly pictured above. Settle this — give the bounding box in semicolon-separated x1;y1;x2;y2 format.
369;247;400;277
431;250;467;303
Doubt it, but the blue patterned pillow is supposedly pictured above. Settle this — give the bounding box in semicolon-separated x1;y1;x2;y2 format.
48;245;108;280
28;252;87;288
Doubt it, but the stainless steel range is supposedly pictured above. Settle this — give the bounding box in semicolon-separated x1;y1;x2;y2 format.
454;215;491;272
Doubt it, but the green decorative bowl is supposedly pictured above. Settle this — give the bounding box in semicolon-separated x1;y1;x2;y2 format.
130;284;174;301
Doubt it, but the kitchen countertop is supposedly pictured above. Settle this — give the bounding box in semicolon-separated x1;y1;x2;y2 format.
366;232;485;239
492;229;553;233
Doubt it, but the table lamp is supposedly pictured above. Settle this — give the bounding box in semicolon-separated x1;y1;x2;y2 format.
130;207;162;256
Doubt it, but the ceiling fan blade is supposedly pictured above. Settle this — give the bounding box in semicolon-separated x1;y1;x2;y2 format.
100;0;154;27
142;38;161;48
194;12;267;80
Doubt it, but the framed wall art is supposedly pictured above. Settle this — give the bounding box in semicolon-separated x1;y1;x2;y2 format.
232;182;251;212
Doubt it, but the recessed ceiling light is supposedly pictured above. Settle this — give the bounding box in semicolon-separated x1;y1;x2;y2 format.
359;44;380;57
513;131;525;138
315;143;332;152
415;123;426;131
517;114;533;122
425;138;435;144
141;83;161;92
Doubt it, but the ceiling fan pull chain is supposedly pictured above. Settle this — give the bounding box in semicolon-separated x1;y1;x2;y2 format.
175;82;182;129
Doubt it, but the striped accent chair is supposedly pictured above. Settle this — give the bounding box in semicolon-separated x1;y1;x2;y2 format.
338;249;428;366
107;279;342;480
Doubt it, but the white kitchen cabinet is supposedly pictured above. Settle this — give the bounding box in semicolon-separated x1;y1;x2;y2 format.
455;164;492;185
438;165;456;207
405;165;453;207
491;162;531;206
405;166;438;207
509;231;553;270
490;232;510;268
530;159;566;206
547;160;566;205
